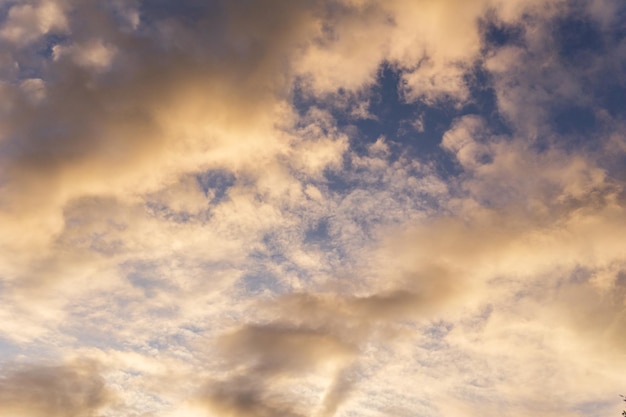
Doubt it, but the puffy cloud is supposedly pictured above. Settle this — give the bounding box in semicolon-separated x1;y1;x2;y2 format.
0;0;338;281
0;0;68;46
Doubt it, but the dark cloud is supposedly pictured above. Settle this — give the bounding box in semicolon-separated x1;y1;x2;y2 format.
199;322;356;417
218;324;356;374
0;360;113;417
200;377;307;417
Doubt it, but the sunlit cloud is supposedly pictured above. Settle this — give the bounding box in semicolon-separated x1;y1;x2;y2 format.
1;0;625;416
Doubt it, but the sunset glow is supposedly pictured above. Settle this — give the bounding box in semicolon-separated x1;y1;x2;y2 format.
0;1;625;416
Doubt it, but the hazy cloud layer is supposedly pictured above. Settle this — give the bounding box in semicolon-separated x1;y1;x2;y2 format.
1;0;625;416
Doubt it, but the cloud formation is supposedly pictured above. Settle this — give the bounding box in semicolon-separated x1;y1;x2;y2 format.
0;360;113;417
1;0;625;416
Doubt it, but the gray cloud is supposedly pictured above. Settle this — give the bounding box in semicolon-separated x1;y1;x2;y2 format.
197;271;466;417
200;377;307;417
0;360;113;417
198;320;358;417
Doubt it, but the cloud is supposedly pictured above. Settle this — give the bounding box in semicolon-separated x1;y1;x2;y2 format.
0;0;325;250
441;114;619;218
0;360;114;417
0;0;68;46
1;0;626;416
223;325;353;366
197;321;356;417
293;0;569;103
52;39;117;71
193;237;491;417
484;0;626;142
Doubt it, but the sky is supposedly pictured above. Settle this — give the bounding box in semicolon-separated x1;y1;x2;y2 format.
0;0;625;416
